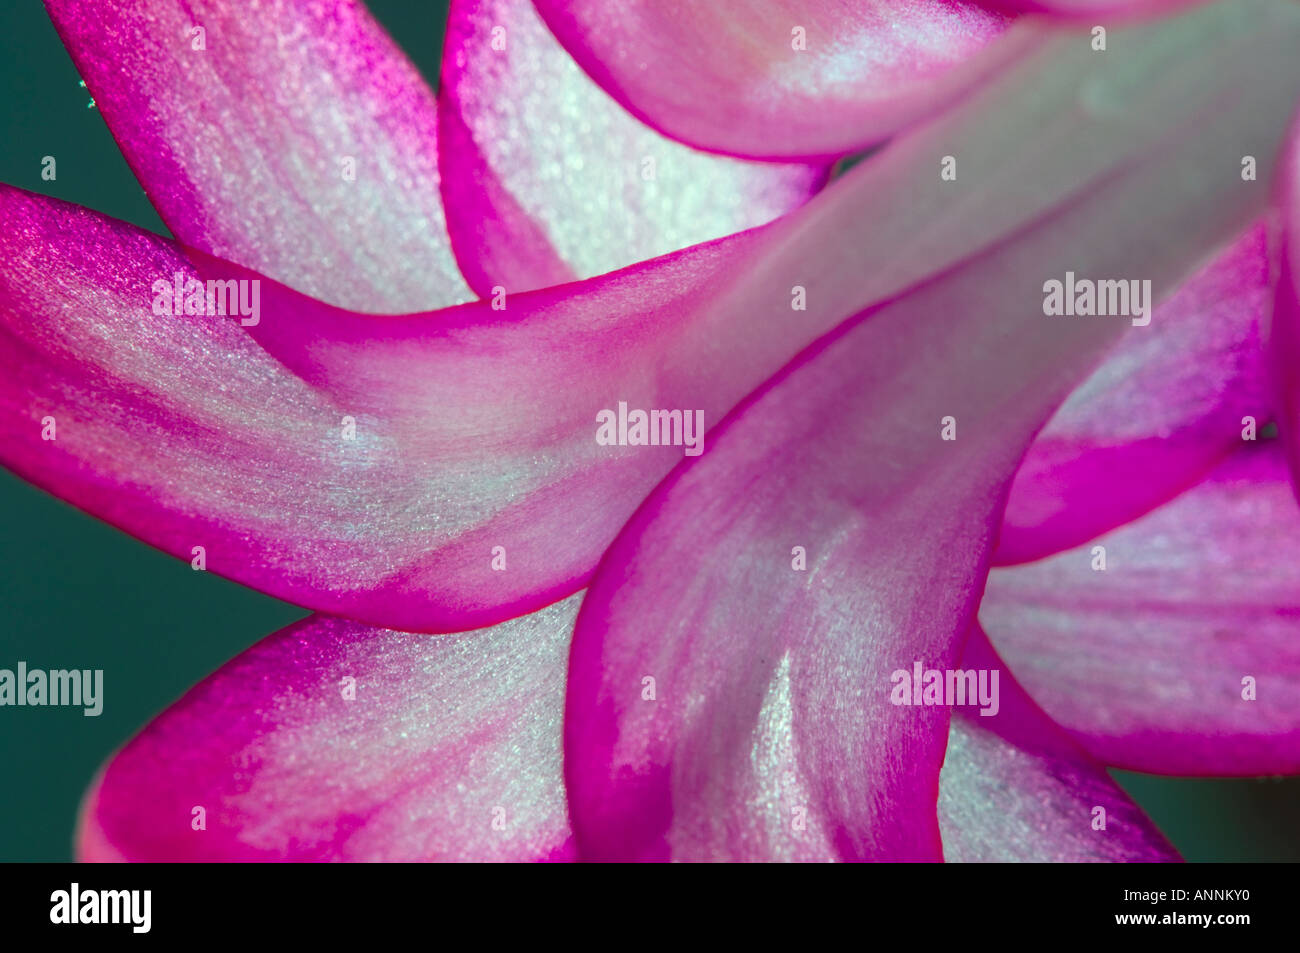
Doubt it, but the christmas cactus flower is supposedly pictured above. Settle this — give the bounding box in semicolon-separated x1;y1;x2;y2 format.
2;0;1298;863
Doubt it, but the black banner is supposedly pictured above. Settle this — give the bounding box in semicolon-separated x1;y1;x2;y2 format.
0;863;1286;941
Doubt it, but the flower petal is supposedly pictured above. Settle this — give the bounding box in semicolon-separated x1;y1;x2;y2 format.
438;0;826;295
564;7;1288;850
0;186;860;633
562;242;1135;859
6;0;1297;633
982;444;1300;776
532;0;1027;160
939;627;1180;862
45;0;471;310
997;223;1271;565
78;596;580;862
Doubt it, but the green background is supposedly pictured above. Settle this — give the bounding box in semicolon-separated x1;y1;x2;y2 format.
1;0;1297;862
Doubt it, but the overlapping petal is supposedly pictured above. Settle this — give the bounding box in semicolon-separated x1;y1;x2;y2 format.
532;0;1030;160
45;0;472;310
997;223;1271;564
5;0;1296;636
78;595;581;862
982;444;1300;776
26;0;1300;868
438;0;826;295
561;239;1136;858
0;185;764;633
564;4;1292;849
0;181;905;634
938;628;1180;861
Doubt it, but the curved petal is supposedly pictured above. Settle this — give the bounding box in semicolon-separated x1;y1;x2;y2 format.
44;0;471;310
438;0;826;295
78;595;580;862
982;444;1300;776
939;627;1179;862
5;0;1297;633
563;29;1282;853
997;223;1271;565
532;0;1029;160
0;184;875;634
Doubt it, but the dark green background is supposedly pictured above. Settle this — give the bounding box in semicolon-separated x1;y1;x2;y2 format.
1;0;1297;862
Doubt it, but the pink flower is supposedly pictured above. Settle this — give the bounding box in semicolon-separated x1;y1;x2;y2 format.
4;0;1298;861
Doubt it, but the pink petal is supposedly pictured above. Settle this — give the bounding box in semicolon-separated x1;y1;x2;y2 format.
438;0;826;295
79;596;581;862
564;4;1290;851
532;0;1030;160
982;445;1300;776
7;1;1297;633
45;0;472;310
0;185;882;633
562;249;1125;860
997;223;1271;564
939;627;1180;861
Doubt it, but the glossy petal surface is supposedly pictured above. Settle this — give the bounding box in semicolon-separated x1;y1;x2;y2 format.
46;0;471;310
533;0;1024;159
80;596;581;862
939;628;1180;862
439;0;825;294
7;0;1298;632
564;13;1288;849
984;446;1300;776
998;224;1271;564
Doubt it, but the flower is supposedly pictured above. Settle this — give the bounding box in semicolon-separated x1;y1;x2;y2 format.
4;0;1299;861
